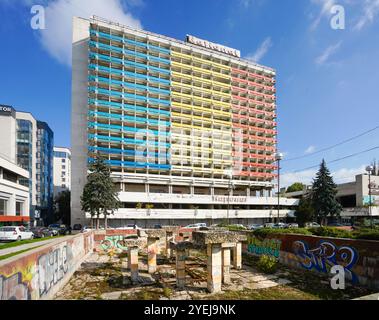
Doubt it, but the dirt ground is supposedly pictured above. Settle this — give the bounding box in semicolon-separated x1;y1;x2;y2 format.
54;251;376;300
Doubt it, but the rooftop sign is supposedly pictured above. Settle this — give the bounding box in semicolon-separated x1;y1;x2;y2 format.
0;105;15;117
186;35;241;58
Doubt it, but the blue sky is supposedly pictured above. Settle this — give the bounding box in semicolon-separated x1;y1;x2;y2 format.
0;0;378;186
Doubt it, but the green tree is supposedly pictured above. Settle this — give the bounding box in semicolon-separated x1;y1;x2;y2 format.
54;190;71;225
294;196;314;227
286;182;306;193
310;160;342;226
80;157;121;229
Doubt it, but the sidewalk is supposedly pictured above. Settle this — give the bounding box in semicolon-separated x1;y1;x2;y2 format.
0;237;68;257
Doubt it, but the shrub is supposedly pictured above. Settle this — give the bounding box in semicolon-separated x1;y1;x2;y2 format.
252;228;312;238
308;227;351;239
257;255;278;274
352;228;379;241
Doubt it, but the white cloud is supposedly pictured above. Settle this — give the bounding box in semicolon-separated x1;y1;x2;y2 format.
315;41;342;65
245;37;273;63
310;0;337;30
305;145;316;154
354;0;379;30
26;0;142;66
281;165;366;188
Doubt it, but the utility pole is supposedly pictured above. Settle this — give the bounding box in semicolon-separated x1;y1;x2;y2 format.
366;165;374;229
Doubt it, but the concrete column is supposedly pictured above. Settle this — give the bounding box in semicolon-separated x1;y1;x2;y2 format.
128;247;139;283
176;248;186;289
207;243;222;293
232;242;242;270
147;237;158;273
222;248;231;284
166;231;173;258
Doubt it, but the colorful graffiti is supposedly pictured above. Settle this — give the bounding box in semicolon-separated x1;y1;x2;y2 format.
100;235;134;251
0;233;94;300
0;273;30;300
293;240;359;283
247;236;282;258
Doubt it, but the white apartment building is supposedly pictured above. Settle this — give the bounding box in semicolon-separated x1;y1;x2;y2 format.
0;155;30;226
53;147;71;197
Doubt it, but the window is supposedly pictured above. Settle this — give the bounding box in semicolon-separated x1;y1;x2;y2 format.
0;199;7;215
62;159;66;163
16;202;23;216
62;165;66;170
62;184;66;188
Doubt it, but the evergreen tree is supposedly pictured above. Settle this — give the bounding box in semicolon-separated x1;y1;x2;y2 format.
294;196;314;227
54;190;71;225
80;157;121;229
311;159;342;226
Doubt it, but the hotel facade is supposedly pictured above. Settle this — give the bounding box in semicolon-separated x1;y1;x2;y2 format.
71;16;297;227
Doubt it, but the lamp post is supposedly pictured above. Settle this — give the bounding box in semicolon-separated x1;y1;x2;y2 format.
366;165;374;229
275;152;284;224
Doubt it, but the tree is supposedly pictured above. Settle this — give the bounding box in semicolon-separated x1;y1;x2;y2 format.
54;190;71;225
310;159;342;226
294;196;314;227
80;157;121;229
286;182;306;193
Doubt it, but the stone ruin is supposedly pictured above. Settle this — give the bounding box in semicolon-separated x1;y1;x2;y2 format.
111;227;246;293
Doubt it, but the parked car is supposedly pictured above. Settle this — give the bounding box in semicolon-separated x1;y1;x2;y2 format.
0;226;34;241
228;224;247;230
73;224;83;231
248;224;264;230
305;222;321;228
264;223;275;228
184;223;207;229
81;226;92;233
29;227;55;238
48;224;71;235
123;224;141;230
273;223;287;229
286;223;299;229
153;224;162;229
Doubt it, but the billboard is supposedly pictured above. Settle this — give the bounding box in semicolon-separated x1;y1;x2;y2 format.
186;35;241;58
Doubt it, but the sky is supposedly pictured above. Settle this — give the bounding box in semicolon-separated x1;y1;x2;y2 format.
0;0;378;187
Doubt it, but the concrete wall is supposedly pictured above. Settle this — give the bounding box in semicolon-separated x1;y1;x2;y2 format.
0;232;94;300
243;232;379;290
71;17;90;227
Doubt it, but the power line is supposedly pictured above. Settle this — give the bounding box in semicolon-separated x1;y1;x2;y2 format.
283;125;379;162
288;146;379;173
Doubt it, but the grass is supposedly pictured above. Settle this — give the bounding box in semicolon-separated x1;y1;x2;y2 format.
0;246;44;261
202;286;318;300
0;235;64;250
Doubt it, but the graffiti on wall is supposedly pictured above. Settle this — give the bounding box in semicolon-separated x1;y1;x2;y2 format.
0;273;30;300
292;240;359;283
0;234;93;300
101;236;132;251
37;245;71;296
247;236;282;258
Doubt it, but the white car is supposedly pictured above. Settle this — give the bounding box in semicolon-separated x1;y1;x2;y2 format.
122;224;141;230
184;223;207;229
0;226;34;241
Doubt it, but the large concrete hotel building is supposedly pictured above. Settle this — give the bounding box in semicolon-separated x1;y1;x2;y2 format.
71;16;297;227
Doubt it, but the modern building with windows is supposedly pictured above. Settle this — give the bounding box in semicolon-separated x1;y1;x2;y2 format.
0;155;30;226
0;104;54;226
71;16;297;227
53;146;71;196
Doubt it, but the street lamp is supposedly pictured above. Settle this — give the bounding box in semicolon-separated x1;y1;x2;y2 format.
275;152;284;224
366;165;374;229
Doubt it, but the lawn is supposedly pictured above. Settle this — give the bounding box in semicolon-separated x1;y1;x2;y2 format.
0;246;44;261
